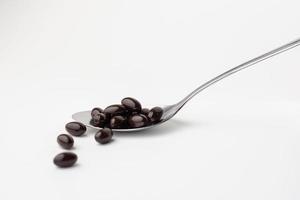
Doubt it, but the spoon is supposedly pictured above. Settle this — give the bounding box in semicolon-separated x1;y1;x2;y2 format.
72;38;300;132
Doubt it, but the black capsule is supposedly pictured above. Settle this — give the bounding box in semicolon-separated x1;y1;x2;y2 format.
90;113;106;128
57;134;74;149
95;128;113;144
91;107;103;120
128;114;148;128
110;115;127;129
65;122;87;136
90;119;98;127
148;107;163;123
53;152;78;168
141;108;150;115
91;107;103;115
121;97;142;113
103;104;127;118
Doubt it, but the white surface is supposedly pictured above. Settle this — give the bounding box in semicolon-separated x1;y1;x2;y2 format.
0;0;300;199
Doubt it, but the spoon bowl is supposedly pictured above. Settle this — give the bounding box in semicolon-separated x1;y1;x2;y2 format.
72;106;171;132
72;38;300;132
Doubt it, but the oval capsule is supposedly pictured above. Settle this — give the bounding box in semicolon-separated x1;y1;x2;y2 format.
65;122;87;136
121;97;142;113
110;115;127;129
128;114;148;128
53;152;78;168
95;128;113;144
57;134;74;149
148;107;163;123
104;104;127;118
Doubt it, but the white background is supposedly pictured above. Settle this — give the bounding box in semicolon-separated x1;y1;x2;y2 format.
0;0;300;199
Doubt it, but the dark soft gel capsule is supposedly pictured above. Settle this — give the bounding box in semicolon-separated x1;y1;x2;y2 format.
103;104;127;118
141;108;150;115
128;114;148;128
57;134;74;149
91;107;103;120
90;112;106;127
95;128;113;144
110;115;127;129
53;152;78;168
121;97;142;113
91;107;103;115
65;122;87;136
148;107;163;123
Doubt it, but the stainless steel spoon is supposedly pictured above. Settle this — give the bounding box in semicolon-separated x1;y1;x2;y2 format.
72;38;300;132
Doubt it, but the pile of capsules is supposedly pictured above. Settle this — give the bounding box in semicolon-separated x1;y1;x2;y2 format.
53;97;163;168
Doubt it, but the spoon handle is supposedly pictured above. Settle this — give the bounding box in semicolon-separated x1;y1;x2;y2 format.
176;38;300;107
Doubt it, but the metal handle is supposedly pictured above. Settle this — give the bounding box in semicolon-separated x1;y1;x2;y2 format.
176;38;300;108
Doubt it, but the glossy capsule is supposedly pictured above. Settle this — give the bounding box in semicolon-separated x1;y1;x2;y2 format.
53;152;78;168
128;114;148;128
141;108;150;115
91;107;103;115
91;107;103;120
65;122;87;136
110;115;127;129
90;113;106;127
57;134;74;149
103;104;127;118
95;128;113;144
121;97;142;113
148;107;163;123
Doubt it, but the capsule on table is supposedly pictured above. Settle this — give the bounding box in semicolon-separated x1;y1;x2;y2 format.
53;152;78;168
57;134;74;149
65;122;87;136
95;128;113;144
